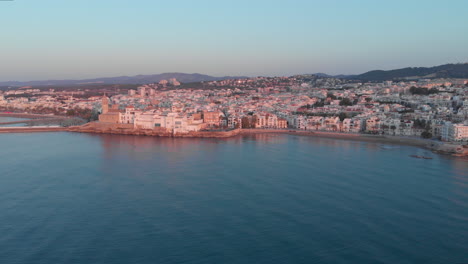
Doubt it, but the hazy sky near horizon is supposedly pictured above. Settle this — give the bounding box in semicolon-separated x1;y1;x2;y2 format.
1;0;468;81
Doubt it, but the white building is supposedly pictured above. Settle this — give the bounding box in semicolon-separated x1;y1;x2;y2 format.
134;111;204;132
442;122;468;142
128;89;136;96
343;118;364;133
120;106;137;124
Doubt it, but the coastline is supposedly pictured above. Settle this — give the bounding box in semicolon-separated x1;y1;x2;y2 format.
240;129;467;157
1;122;466;157
240;129;430;147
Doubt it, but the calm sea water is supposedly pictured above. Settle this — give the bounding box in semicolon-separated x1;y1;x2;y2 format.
0;132;467;264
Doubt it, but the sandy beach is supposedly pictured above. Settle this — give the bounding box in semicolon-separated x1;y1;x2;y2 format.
240;129;432;147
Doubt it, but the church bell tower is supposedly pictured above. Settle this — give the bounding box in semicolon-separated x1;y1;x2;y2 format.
102;94;109;114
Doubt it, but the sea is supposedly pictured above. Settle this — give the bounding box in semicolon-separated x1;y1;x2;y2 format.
0;117;28;127
0;131;467;264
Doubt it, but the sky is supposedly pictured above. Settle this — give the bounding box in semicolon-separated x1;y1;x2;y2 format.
1;0;468;81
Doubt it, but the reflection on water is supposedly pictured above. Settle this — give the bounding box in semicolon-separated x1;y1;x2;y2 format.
0;132;467;264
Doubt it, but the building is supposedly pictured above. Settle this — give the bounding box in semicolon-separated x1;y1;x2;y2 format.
307;116;324;130
343;118;363;133
442;122;468;142
98;96;121;123
168;78;181;86
365;116;381;133
134;111;204;132
138;86;146;97
120;105;136;124
203;111;222;127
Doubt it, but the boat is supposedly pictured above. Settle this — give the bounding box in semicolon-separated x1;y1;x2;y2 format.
409;155;433;160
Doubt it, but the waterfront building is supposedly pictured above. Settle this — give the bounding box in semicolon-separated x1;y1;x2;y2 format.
98;96;121;123
120;106;136;124
203;111;222;127
442;122;468;142
343;118;364;133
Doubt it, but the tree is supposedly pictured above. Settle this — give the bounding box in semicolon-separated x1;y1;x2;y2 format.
338;112;347;121
339;98;353;106
421;131;432;139
312;100;325;107
409;86;440;95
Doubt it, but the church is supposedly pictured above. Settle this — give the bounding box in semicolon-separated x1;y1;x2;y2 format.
98;95;121;123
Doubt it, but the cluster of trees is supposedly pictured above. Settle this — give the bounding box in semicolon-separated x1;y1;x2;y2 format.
4;94;35;99
412;118;433;139
409;86;440;95
66;107;99;122
413;119;431;130
421;131;433;139
339;98;353;106
338;112;358;121
300;101;324;109
291;112;357;121
0;106;65;115
299;97;355;110
327;93;337;100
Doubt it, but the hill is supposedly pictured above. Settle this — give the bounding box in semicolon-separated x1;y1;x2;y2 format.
0;73;248;87
350;63;468;81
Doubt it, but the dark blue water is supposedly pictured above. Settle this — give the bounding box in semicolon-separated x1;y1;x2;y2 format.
1;132;467;264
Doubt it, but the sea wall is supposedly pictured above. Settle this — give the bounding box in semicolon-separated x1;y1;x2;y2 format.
0;127;69;133
174;129;241;138
70;122;241;138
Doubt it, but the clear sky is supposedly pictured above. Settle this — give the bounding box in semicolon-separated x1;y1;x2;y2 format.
1;0;468;81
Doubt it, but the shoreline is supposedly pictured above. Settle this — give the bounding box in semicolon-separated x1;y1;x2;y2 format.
72;123;466;156
1;123;466;156
240;129;430;147
240;129;467;157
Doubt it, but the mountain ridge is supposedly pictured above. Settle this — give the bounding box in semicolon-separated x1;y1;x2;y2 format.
0;73;248;87
349;63;468;81
2;63;468;87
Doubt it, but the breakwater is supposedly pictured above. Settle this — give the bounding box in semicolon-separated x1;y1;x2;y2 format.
0;127;69;133
69;122;241;138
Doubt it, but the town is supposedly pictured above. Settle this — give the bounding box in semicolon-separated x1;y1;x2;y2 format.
1;75;468;143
